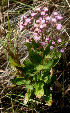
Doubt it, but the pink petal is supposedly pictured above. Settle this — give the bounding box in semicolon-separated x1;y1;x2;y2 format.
52;18;56;23
46;37;49;41
46;16;50;21
41;42;45;46
41;12;45;15
44;7;48;12
54;12;58;16
50;46;54;49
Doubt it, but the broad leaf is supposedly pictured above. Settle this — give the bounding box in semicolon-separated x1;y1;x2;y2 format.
35;60;53;71
29;50;42;65
24;60;34;74
35;65;43;70
32;40;44;52
26;84;33;90
45;93;52;106
51;58;60;67
34;82;44;98
44;75;51;84
44;87;52;106
26;42;32;51
43;60;53;70
11;78;30;85
43;43;51;57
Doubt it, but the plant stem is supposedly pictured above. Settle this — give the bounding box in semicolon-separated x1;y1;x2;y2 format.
62;50;65;108
62;36;65;108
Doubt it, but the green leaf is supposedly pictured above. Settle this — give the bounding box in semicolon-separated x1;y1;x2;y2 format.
45;93;52;106
26;84;33;90
32;40;44;52
26;42;32;51
24;92;29;105
24;89;32;105
45;54;53;59
29;50;42;65
35;65;43;70
9;56;25;68
9;56;14;62
43;60;53;69
43;43;51;57
55;52;61;58
32;41;39;50
44;75;51;84
34;82;44;98
24;60;34;74
44;87;52;106
11;77;33;90
11;78;30;85
45;50;61;59
35;60;53;71
51;58;60;67
26;70;38;76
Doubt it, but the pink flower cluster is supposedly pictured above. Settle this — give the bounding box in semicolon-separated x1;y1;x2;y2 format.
19;7;64;53
50;38;64;53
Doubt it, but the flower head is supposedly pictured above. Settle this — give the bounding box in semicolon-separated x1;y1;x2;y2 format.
26;39;29;42
20;6;63;54
41;19;45;24
19;22;23;30
35;28;39;32
60;49;64;53
36;20;40;23
56;24;62;30
34;24;39;28
25;18;31;23
36;7;41;12
56;15;63;20
52;18;56;23
34;36;40;41
44;7;48;12
45;16;50;21
41;42;45;46
41;12;45;15
50;46;54;49
31;13;37;17
40;24;44;29
52;41;55;44
33;32;37;36
43;24;46;28
46;37;49;41
39;17;42;20
54;12;58;16
57;38;62;43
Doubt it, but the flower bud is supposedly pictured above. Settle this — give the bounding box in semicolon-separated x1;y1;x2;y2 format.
52;18;56;23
